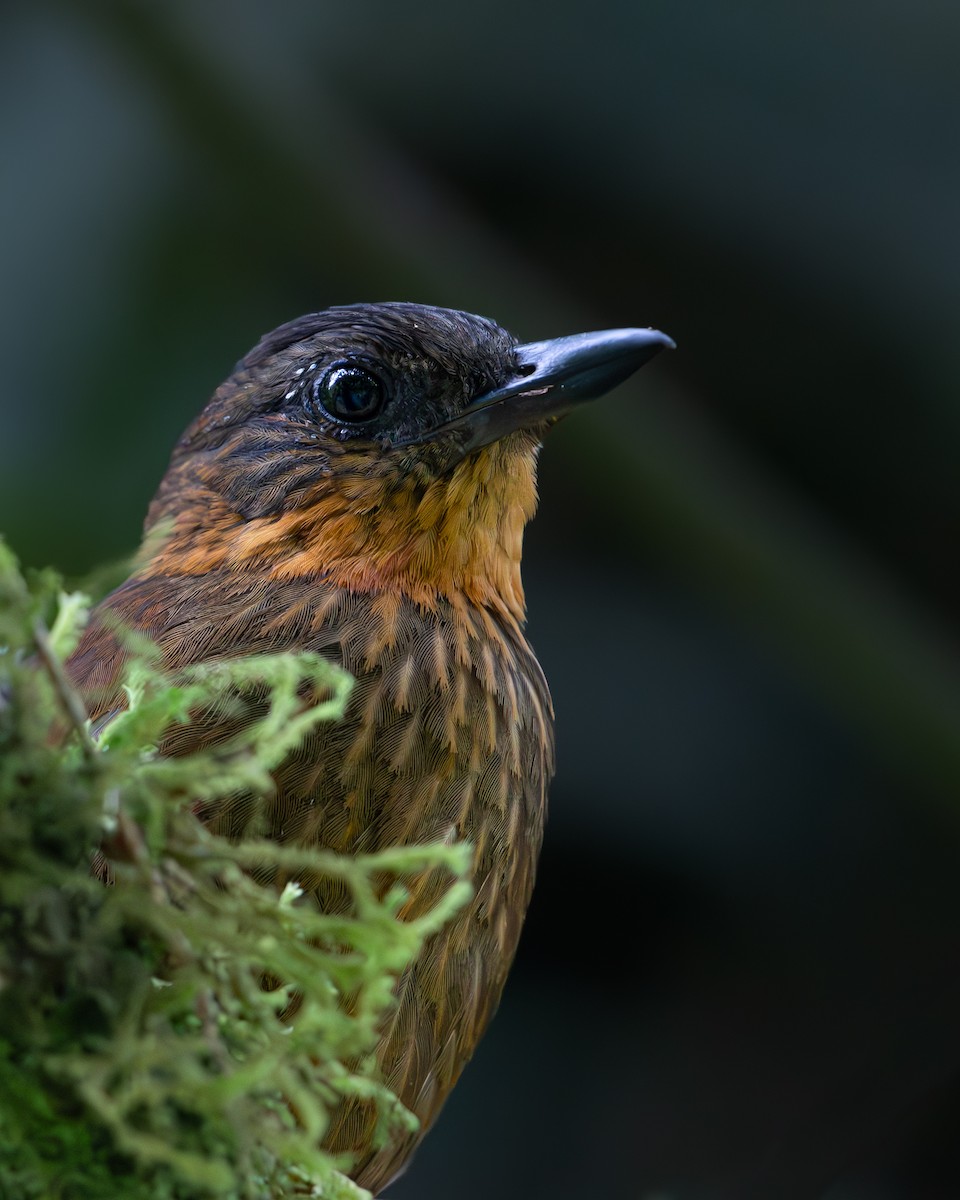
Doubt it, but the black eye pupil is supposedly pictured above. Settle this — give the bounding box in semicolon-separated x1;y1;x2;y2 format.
321;366;385;422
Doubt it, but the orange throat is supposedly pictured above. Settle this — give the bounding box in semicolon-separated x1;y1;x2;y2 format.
141;438;541;623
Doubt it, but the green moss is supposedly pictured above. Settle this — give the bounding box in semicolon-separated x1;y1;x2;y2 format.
0;540;471;1198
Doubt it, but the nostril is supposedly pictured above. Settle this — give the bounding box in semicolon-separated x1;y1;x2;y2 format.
516;362;537;377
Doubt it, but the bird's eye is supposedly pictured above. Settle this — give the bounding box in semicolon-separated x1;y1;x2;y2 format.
312;363;387;423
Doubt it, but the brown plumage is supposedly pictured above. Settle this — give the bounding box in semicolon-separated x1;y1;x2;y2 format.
67;302;671;1193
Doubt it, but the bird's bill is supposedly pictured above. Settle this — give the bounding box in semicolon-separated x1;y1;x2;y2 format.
434;326;674;453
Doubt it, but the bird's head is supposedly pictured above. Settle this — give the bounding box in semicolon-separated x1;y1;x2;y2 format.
140;303;672;621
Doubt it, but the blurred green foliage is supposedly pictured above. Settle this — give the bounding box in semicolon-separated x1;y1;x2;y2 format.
0;540;471;1198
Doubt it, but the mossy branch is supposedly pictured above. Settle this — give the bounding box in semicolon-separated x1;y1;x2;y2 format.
0;539;471;1198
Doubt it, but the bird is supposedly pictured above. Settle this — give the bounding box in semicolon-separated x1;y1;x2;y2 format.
67;302;672;1194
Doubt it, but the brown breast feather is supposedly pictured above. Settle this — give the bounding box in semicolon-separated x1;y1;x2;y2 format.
68;571;554;1190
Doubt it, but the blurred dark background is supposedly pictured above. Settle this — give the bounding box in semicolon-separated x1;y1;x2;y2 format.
4;2;960;1197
